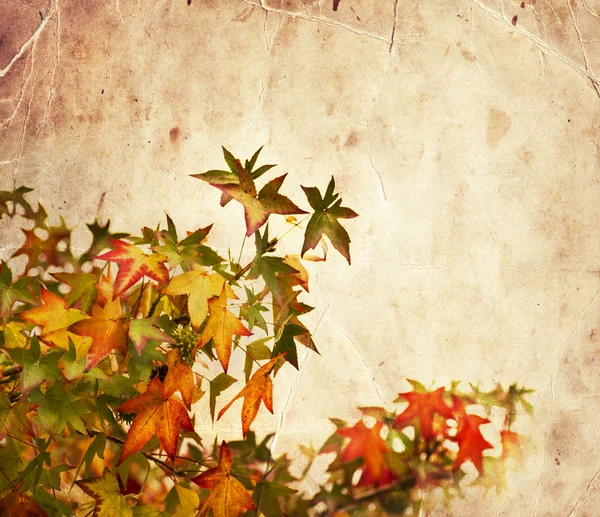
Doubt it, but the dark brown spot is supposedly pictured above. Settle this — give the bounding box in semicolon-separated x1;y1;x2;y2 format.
169;127;180;144
521;2;525;7
512;15;518;26
333;0;340;11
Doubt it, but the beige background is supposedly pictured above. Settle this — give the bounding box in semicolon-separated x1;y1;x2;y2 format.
2;0;600;515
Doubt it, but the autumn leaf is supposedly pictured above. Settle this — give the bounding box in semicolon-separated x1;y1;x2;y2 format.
0;490;49;517
51;272;98;313
337;420;391;486
0;393;37;441
394;387;455;440
0;261;36;321
76;470;133;517
451;399;493;474
162;349;195;410
192;441;256;517
301;177;358;264
128;317;174;355
68;298;130;370
172;484;200;517
500;430;526;467
192;155;306;237
196;285;251;372
217;356;279;437
163;264;236;328
115;376;194;464
20;288;90;353
97;239;169;296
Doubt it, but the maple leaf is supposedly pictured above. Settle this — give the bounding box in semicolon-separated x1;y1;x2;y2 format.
12;216;74;272
217;356;279;437
172;484;200;517
76;470;133;517
20;288;90;352
451;399;493;474
0;261;36;321
163;264;236;328
192;441;256;517
0;393;37;441
162;348;195;410
0;490;49;517
301;177;358;265
68;298;130;370
115;376;194;464
51;272;98;312
78;219;129;265
128;317;174;355
337;420;391;486
96;239;169;296
192;154;306;237
394;387;455;440
196;285;251;372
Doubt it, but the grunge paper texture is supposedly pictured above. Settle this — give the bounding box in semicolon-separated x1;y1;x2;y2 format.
1;0;600;515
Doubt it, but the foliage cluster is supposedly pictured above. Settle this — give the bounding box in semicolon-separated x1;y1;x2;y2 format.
0;147;531;516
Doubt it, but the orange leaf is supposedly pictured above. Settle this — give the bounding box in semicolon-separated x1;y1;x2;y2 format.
500;429;526;467
394;387;455;440
196;286;251;372
452;399;493;474
20;288;90;351
68;298;130;370
162;349;195;410
337;420;391;486
96;239;169;296
0;490;48;517
115;377;193;464
217;356;279;437
192;441;256;517
192;160;306;237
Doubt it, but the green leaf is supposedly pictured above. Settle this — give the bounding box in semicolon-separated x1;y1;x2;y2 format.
76;470;134;517
252;480;297;517
51;272;98;312
209;373;237;422
244;337;273;382
32;384;88;435
301;177;358;264
0;261;36;320
272;324;308;369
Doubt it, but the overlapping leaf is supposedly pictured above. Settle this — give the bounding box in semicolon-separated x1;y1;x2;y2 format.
192;441;255;517
217;356;279;437
115;377;194;463
97;239;169;295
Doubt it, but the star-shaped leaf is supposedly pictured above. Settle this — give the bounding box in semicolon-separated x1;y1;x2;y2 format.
217;356;279;437
76;470;133;517
162;349;195;410
115;376;194;464
301;177;358;264
452;399;493;474
192;441;256;517
128;317;174;355
0;261;36;321
394;387;455;440
196;286;251;372
192;154;306;236
20;288;90;351
96;239;169;296
337;420;391;486
163;265;236;328
68;298;130;370
51;272;98;312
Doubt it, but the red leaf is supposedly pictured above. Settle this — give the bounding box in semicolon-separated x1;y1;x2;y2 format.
97;239;169;295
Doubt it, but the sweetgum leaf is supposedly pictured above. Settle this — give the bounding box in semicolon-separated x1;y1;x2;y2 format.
115;377;194;463
192;441;256;517
301;177;358;264
76;470;133;517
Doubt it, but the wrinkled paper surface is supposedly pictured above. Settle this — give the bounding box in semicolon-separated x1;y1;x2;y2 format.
1;0;600;514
